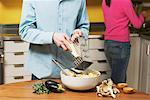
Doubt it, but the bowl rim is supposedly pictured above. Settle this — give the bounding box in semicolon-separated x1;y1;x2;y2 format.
60;69;101;79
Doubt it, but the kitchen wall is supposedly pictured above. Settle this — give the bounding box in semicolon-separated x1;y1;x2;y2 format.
0;0;103;24
1;0;150;24
0;0;22;24
86;0;104;22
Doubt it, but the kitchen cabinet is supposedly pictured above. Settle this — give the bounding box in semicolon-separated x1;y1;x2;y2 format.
126;36;141;90
138;37;150;94
86;35;111;81
3;40;31;84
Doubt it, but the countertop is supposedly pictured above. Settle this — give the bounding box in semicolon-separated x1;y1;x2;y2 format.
0;80;149;100
0;33;140;41
0;34;21;41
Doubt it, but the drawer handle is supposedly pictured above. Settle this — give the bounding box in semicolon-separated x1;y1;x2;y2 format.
14;76;24;80
147;45;150;56
89;37;104;40
98;36;104;40
98;38;104;40
98;49;104;52
14;64;24;68
14;41;23;43
99;71;107;74
97;60;107;63
14;52;24;55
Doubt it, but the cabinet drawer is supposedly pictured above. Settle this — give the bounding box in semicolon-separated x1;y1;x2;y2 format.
4;64;31;77
88;39;104;49
4;52;27;64
88;61;111;71
85;50;106;60
4;41;29;52
4;75;31;84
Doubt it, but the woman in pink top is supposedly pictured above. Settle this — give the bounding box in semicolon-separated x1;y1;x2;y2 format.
102;0;146;84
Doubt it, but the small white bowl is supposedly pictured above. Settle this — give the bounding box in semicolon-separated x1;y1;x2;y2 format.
60;69;101;90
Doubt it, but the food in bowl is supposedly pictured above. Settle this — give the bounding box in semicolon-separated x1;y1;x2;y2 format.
74;72;98;78
60;69;101;90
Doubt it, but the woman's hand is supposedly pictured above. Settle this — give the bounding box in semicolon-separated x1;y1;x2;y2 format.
53;33;71;51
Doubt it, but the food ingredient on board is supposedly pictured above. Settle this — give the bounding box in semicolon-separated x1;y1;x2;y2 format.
117;83;128;89
123;87;136;94
45;80;65;93
32;80;65;94
117;83;136;94
96;79;120;99
32;82;50;94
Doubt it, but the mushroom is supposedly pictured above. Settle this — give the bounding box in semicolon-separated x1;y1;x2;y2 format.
96;79;120;99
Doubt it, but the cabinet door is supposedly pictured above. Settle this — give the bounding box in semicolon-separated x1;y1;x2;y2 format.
139;38;150;93
148;51;150;94
146;40;150;94
127;37;141;89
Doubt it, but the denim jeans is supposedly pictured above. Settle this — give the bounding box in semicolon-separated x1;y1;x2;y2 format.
104;40;131;84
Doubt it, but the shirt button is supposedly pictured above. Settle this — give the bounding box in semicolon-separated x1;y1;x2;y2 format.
59;28;61;31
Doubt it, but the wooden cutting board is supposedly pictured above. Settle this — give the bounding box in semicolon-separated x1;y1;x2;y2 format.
0;80;149;100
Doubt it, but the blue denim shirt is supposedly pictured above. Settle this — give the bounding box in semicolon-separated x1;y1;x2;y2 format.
19;0;89;79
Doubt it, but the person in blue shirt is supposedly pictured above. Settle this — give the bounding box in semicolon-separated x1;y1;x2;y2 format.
19;0;89;80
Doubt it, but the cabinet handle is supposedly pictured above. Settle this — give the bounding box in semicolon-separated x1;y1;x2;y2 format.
98;37;104;40
14;41;23;43
99;71;107;75
98;49;104;52
97;60;107;63
147;45;150;56
0;54;4;63
14;64;24;68
14;76;24;80
14;52;24;55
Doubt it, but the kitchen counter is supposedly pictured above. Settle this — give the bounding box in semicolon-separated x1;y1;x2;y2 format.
0;34;21;41
0;33;140;41
0;80;149;100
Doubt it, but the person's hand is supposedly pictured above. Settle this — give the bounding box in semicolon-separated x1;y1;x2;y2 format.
141;11;147;18
71;29;83;42
53;33;71;51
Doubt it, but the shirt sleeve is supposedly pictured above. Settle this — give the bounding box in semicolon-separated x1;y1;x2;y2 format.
19;1;54;44
122;0;144;29
76;0;90;40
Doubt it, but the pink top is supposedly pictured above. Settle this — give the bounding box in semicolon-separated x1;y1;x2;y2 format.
102;0;144;42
